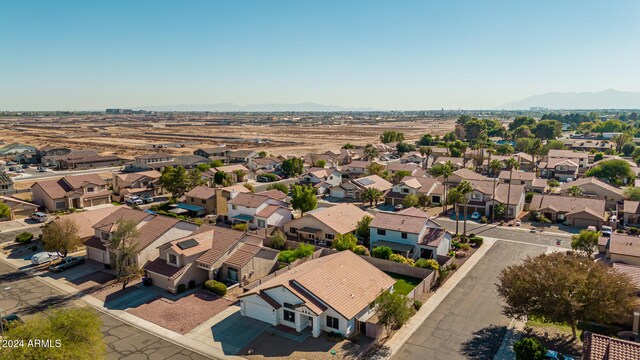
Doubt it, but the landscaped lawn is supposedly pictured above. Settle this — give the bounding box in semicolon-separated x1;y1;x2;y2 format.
384;272;422;295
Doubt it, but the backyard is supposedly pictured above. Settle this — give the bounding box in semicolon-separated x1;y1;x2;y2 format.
384;272;422;295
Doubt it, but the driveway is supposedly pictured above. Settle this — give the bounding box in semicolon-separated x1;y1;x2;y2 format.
393;241;546;360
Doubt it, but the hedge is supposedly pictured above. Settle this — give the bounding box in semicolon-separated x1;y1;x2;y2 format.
15;232;34;244
204;280;227;296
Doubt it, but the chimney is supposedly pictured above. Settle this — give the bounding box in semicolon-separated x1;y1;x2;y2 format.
229;190;238;199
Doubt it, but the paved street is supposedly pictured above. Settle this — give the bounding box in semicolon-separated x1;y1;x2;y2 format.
11;166;123;182
392;240;546;360
0;261;213;360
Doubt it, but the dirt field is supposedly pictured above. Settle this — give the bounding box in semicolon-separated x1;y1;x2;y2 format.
0;114;456;158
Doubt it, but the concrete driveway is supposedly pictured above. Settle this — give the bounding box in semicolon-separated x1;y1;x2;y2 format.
393;241;546;360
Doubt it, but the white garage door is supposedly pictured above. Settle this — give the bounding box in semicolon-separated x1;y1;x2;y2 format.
86;247;105;262
244;298;276;325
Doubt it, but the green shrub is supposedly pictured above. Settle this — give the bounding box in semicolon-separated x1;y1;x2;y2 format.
262;173;278;181
389;253;412;264
470;236;484;247
188;280;196;289
413;300;423;311
177;284;186;293
277;243;314;263
204;280;227;296
415;259;440;271
372;246;392;260
268;229;286;250
451;240;460;249
15;232;34;244
458;243;471;251
480;216;488;224
449;263;458;270
525;191;535;203
352;245;369;256
232;223;248;231
513;337;547;360
631;227;640;235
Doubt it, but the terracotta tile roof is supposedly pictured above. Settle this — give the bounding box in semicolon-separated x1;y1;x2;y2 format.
351;175;392;192
371;210;428;234
582;331;640;360
144;258;189;279
57;205;123;239
612;262;640;289
257;189;288;201
135;216;181;250
609;233;640;258
558;177;624;196
498;170;536;181
548;149;589;159
196;227;245;266
185;186;217;199
453;168;489;181
228;193;271;208
93;208;149;233
223;243;262;269
530;194;605;219
115;170;161;183
241;251;395;319
304;203;368;234
255;204;283;218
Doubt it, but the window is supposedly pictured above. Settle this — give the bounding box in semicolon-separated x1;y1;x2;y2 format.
472;193;480;200
283;310;295;323
232;205;237;210
402;188;409;193
168;254;177;265
401;232;408;239
87;187;95;193
377;229;386;236
190;197;195;202
201;199;206;204
326;316;339;329
325;233;335;240
258;219;265;228
290;227;298;234
227;268;238;282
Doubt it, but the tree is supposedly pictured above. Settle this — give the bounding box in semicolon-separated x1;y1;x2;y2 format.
314;159;327;168
547;178;560;188
443;132;457;153
380;130;405;143
509;116;536;131
243;183;255;193
214;171;232;186
624;187;640;201
417;134;434;146
393;170;412;183
402;194;419;209
430;161;454;214
342;143;356;149
266;183;289;194
42;218;81;257
364;144;380;160
497;252;636;340
367;162;387;177
567;185;583;197
457;181;473;235
571;230;600;257
533;120;562;140
268;229;286;250
257;151;267;158
109;219;143;289
490;159;504;221
196;163;211;172
612;132;633;153
186;168;205;190
396;141;416;154
0;307;105;360
504;157;520;219
232;222;248;231
494;203;507;219
374;290;412;335
372;246;392;260
355;215;373;246
282;157;304;178
290;184;317;215
463;119;487;141
210;159;224;168
496;144;514;155
513;337;547;360
159;166;188;198
621;142;636;157
232;169;246;182
586;159;635;185
512;125;533;139
447;188;464;235
332;233;358;251
0;202;11;219
540;140;566;155
362;188;383;207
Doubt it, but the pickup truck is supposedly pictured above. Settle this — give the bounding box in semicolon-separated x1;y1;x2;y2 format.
49;256;85;272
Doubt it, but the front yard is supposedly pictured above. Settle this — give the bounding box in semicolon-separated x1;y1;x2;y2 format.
522;316;583;358
384;272;422;295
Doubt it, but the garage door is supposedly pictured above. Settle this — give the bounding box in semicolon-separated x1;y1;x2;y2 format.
86;247;105;262
243;297;276;325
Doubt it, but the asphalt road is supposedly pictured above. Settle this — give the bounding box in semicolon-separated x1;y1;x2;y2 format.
11;166;123;182
392;241;546;360
0;261;212;360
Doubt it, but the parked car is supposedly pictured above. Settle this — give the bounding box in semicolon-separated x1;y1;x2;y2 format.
8;166;16;171
470;212;481;220
49;256;85;272
37;166;47;172
380;156;389;161
6;161;16;166
601;225;613;237
587;225;597;232
545;349;575;360
30;212;48;223
1;314;24;331
14;168;24;173
124;196;144;206
21;164;29;169
394;204;404;211
31;252;60;265
140;195;154;203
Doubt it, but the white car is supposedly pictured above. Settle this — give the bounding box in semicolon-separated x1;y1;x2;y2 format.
31;252;60;265
125;196;144;206
470;211;481;220
601;225;613;237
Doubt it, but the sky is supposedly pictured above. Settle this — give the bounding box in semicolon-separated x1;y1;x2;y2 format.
1;0;639;111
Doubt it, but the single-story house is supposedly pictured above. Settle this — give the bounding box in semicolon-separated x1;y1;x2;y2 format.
529;194;607;228
284;203;369;246
330;175;393;200
0;195;39;220
557;177;624;210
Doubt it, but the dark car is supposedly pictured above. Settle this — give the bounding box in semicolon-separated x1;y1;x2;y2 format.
1;314;24;331
49;256;85;272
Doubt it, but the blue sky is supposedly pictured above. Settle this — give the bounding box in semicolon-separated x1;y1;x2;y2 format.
1;0;639;110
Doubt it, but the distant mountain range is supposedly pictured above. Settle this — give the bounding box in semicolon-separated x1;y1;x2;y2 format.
139;102;377;112
497;89;640;110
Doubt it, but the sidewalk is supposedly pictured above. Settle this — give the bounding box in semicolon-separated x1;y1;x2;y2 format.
0;253;239;360
384;237;498;356
494;318;526;360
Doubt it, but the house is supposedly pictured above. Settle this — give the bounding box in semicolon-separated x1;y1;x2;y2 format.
498;170;537;192
239;251;395;338
227;191;291;229
84;208;199;267
330;175;393;200
386;162;426;177
144;225;278;293
385;176;444;206
0;196;38;220
529;194;607;228
369;208;451;260
605;233;640;266
182;186;226;217
248;157;282;172
539;158;579;182
447;168;489;186
547;149;589;170
303;152;342;168
562;139;613;152
460;180;525;219
284;203;369;246
227;149;258;164
623;201;640;228
213;164;251;183
0;143;37;156
299;167;342;187
400;152;428;168
582;332;640;360
557;177;624;210
173;155;211;169
431;156;469;170
112;170;162;201
340;161;371;178
531;178;548;194
125;153;177;172
31;174;111;212
29;146;72;165
0;172;14;194
193;146;228;162
55;206;123;241
43;150;125;170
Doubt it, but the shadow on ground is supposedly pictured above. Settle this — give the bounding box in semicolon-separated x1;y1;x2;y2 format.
460;324;507;360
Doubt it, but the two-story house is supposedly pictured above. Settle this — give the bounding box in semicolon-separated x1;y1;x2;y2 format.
284;203;369;246
498;170;537;192
400;151;429;168
0;172;15;195
112;170;162;201
144;225;278;293
31;174;111;211
248;157;282;173
385;176;444;207
446;168;490;186
458;180;525;219
539;158;579;182
227;191;291;229
125;153;178;172
84;208;199;267
330;174;393;200
181;186;226;217
298;167;342;195
369;208;451;260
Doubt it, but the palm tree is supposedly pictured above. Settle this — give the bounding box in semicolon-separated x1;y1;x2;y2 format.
568;185;583;197
530;139;542;176
364;145;379;161
233;169;246;182
419;146;433;169
457;181;474;235
362;188;382;207
489;159;504;221
447;188;464;235
504;157;520;220
430;161;454;214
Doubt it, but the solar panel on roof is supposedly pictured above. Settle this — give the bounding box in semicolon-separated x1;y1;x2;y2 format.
177;239;199;250
356;178;374;186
